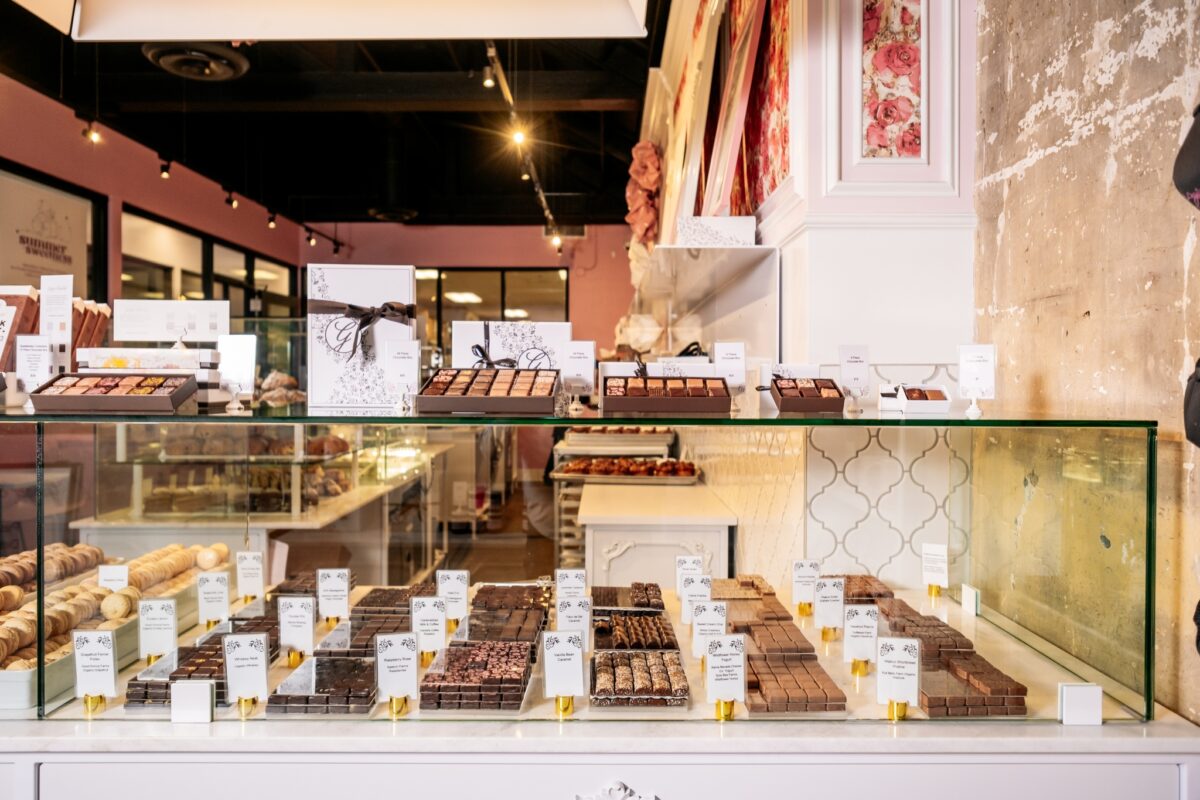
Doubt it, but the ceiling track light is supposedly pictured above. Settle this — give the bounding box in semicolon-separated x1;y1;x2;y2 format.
482;65;495;89
159;160;171;179
224;190;238;209
267;212;277;230
332;241;342;255
550;233;563;248
512;130;526;146
81;121;101;143
306;229;317;247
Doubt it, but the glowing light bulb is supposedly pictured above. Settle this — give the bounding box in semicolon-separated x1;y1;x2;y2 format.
512;130;526;145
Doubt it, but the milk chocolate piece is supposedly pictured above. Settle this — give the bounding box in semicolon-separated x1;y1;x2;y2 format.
904;387;926;401
925;388;947;401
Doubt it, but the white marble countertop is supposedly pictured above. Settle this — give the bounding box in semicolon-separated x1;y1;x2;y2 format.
578;484;737;526
1;714;1199;755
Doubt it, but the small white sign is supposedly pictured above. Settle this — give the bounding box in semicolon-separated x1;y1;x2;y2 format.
278;596;315;655
555;568;587;600
814;577;845;630
921;543;950;588
675;556;703;596
216;334;256;393
235;552;265;600
436;569;470;620
97;564;129;591
384;339;422;399
376;632;419;700
15;334;51;392
138;598;177;660
1059;683;1103;726
791;560;820;606
958;344;996;400
680;574;712;625
0;306;15;366
316;568;350;619
197;572;230;626
113;298;230;343
843;605;879;663
691;601;727;659
876;637;920;706
647;359;715;378
170;680;214;723
39;275;73;374
73;629;117;698
705;634;746;704
961;583;980;618
411;597;447;653
838;345;871;396
556;597;592;650
561;340;596;394
713;342;746;389
769;363;821;380
542;630;586;698
223;633;270;703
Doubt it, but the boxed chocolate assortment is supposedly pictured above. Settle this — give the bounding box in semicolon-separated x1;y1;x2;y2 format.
590;650;689;707
878;383;952;414
602;376;732;413
769;376;845;413
591;582;665;611
29;373;197;414
419;640;533;711
416;368;559;415
266;657;377;715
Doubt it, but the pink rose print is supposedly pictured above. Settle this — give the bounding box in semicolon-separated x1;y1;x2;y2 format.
873;42;921;78
866;124;891;149
897;124;922;156
863;1;881;45
874;96;914;127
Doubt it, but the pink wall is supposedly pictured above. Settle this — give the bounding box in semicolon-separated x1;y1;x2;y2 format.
302;223;633;351
0;73;301;300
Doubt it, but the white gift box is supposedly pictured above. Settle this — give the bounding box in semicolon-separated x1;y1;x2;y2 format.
451;321;572;370
307;264;416;415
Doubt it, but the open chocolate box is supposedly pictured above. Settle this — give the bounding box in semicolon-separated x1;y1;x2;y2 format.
896;383;952;414
769;376;845;413
415;368;559;415
29;372;198;414
601;376;732;413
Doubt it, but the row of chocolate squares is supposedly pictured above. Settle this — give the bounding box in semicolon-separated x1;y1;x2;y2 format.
773;377;842;399
422;368;557;398
605;377;728;398
37;374;188;397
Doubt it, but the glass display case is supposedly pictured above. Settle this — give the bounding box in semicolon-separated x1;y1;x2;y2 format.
0;413;1155;725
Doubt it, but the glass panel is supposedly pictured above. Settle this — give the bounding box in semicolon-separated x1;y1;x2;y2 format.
26;417;1152;723
439;270;501;354
119;260;171;300
504;269;567;322
254;258;291;298
120;213;203;301
180;270;205;301
415;268;439;344
214;245;246;281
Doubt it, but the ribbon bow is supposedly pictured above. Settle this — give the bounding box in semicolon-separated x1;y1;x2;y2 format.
307;299;416;358
470;343;517;369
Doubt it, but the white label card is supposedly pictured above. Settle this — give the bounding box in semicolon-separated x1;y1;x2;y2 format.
138;599;177;660
73;630;117;698
680;574;712;625
675;556;703;596
791;560;820;605
713;342;746;389
411;597;447;653
542;630;586;698
838;345;871;396
876;637;920;705
223;633;270;703
958;344;997;400
278;596;316;655
921;543;949;588
961;584;980;618
556;598;592;650
691;601;727;659
39;275;72;373
113;299;230;343
376;632;419;700
555;569;587;600
235;552;265;600
814;577;845;629
705;634;746;704
317;568;350;619
561;340;596;394
170;680;214;724
216;334;256;392
384;339;422;399
843;605;879;663
197;572;230;625
436;570;470;620
15;334;50;392
0;306;15;364
97;564;128;591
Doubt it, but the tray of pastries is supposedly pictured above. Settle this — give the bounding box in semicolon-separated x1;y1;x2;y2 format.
550;457;700;485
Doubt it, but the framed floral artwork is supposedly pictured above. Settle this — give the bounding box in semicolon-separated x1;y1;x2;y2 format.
862;0;924;159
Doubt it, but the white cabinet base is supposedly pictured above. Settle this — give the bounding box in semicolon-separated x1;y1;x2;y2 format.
586;524;730;586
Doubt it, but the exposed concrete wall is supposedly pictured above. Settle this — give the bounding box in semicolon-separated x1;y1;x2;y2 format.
975;0;1200;719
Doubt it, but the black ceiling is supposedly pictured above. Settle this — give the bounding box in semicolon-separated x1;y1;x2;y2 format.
0;0;669;226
